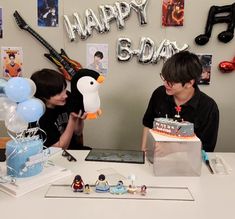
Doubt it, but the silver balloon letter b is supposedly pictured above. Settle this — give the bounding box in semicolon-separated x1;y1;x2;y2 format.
117;38;133;61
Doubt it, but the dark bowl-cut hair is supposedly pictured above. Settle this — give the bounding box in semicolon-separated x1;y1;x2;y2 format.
161;51;202;86
30;68;67;101
9;53;15;59
94;51;103;59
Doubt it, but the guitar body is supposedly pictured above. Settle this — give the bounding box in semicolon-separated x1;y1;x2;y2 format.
44;49;82;81
13;11;82;81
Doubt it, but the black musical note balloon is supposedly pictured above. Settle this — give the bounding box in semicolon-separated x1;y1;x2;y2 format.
195;3;235;45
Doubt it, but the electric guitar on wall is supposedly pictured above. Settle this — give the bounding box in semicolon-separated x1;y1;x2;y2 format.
13;10;82;81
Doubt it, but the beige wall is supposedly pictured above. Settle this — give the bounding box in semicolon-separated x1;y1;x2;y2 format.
1;0;235;152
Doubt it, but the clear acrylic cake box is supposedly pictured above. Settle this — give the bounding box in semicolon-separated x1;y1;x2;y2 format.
147;129;202;176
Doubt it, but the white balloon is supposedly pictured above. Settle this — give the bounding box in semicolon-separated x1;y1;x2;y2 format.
5;111;28;133
0;96;17;121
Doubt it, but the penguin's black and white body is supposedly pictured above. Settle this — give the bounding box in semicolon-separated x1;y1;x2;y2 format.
70;69;105;119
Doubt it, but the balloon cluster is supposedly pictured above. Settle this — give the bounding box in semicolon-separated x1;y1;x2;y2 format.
218;56;235;73
64;0;148;41
117;38;188;64
0;77;45;133
195;3;235;45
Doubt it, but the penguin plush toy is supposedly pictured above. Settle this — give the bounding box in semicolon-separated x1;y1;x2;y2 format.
69;68;105;119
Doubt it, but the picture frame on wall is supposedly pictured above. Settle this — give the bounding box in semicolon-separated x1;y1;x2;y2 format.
197;54;212;85
86;43;109;77
1;47;23;77
0;7;3;38
162;0;185;27
37;0;58;27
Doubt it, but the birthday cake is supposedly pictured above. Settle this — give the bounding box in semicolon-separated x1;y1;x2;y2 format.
6;139;44;178
153;117;194;138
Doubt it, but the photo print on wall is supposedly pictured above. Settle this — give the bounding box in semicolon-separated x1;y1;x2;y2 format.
162;0;185;27
0;7;3;38
197;54;212;85
1;47;23;78
37;0;58;27
86;43;108;77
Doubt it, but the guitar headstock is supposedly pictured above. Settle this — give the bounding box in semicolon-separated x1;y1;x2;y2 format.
13;11;28;30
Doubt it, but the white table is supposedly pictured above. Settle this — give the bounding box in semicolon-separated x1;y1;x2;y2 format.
0;151;235;219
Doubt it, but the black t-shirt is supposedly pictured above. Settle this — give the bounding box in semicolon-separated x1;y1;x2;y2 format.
143;85;219;152
38;92;83;150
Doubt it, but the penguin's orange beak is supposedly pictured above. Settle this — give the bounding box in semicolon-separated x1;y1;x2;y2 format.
97;75;105;84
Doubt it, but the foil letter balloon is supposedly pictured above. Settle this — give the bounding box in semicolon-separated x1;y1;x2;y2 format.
85;9;104;36
99;5;117;32
152;39;188;63
130;0;148;25
138;37;154;63
117;37;134;61
63;15;76;41
115;2;131;29
73;12;89;40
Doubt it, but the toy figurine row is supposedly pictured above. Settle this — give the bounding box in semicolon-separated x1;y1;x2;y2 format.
71;174;147;196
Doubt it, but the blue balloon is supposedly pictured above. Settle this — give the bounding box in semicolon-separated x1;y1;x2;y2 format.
16;98;45;122
4;77;31;103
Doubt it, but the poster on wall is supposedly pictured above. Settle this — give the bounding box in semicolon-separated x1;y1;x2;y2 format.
37;0;58;27
197;54;212;85
162;0;184;26
1;47;23;77
0;7;3;38
86;43;108;77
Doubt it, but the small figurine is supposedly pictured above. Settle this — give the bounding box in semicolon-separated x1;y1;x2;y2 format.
140;185;147;196
95;174;110;193
110;180;127;195
71;175;84;192
127;184;137;194
127;174;137;194
84;184;91;194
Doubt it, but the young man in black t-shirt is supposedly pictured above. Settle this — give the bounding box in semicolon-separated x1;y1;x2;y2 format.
141;51;219;152
31;68;90;150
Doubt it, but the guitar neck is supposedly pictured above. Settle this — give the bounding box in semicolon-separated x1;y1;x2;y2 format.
26;26;76;76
